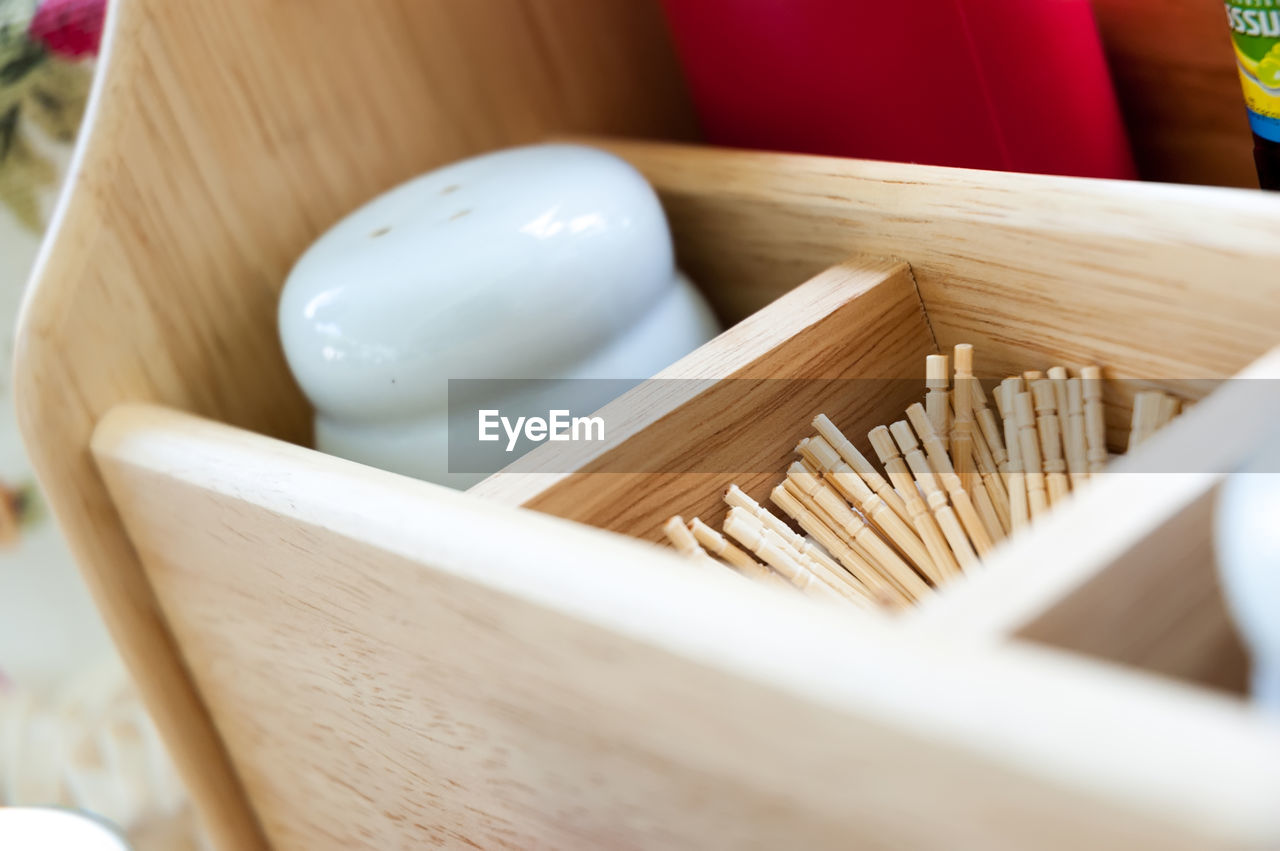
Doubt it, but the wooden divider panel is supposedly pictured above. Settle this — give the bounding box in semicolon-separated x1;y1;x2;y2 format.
909;346;1280;697
1017;484;1248;695
594;140;1280;382
472;257;937;539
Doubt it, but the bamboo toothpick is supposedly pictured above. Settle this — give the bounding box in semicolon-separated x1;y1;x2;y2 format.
904;405;1000;554
1064;378;1088;489
1128;390;1166;450
722;508;851;604
780;474;886;579
783;463;930;602
971;375;1008;471
663;516;720;569
1000;378;1030;532
969;436;1011;535
797;436;934;574
723;484;846;579
688;517;775;582
926;354;950;442
812;414;912;528
1047;367;1071;439
1014;392;1050;518
1032;380;1071;504
887;421;980;570
1081;365;1108;474
952;344;977;493
868;425;961;583
1046;366;1072;485
781;472;873;563
966;374;1013;532
955;397;1011;536
660;343;1180;615
725;484;808;547
770;483;904;608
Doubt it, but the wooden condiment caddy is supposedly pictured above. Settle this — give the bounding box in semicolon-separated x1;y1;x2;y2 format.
15;1;1280;848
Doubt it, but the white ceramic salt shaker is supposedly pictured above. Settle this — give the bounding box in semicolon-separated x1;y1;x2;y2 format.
279;144;718;488
0;809;129;851
1215;439;1280;711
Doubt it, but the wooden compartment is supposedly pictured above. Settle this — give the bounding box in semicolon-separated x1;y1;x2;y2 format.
82;146;1280;849
16;1;1280;849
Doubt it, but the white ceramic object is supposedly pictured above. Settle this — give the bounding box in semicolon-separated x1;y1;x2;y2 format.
1215;440;1280;711
0;808;129;851
279;143;719;487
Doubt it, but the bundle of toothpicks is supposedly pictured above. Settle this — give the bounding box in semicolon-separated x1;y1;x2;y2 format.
664;345;1182;612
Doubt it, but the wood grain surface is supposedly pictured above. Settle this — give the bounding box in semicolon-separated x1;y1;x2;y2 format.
14;1;694;846
93;403;1280;850
1018;485;1249;695
18;4;1280;842
583;139;1280;451
590;140;1280;374
471;256;938;540
909;345;1280;698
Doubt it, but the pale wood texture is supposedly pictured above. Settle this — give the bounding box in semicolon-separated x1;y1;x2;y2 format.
1090;0;1258;188
473;139;1280;687
910;346;1280;695
13;2;695;845
589;140;1280;377
1019;485;1248;695
20;44;1280;842
93;403;1280;850
587;139;1280;445
470;257;939;540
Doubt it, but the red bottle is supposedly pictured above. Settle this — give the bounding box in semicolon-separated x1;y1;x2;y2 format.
660;0;1136;179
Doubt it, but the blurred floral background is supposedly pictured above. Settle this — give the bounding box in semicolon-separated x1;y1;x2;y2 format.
1;0;197;847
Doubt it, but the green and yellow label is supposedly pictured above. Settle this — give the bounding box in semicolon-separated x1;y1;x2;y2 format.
1226;0;1280;141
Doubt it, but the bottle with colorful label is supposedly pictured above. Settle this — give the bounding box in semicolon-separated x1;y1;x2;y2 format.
1225;0;1280;188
